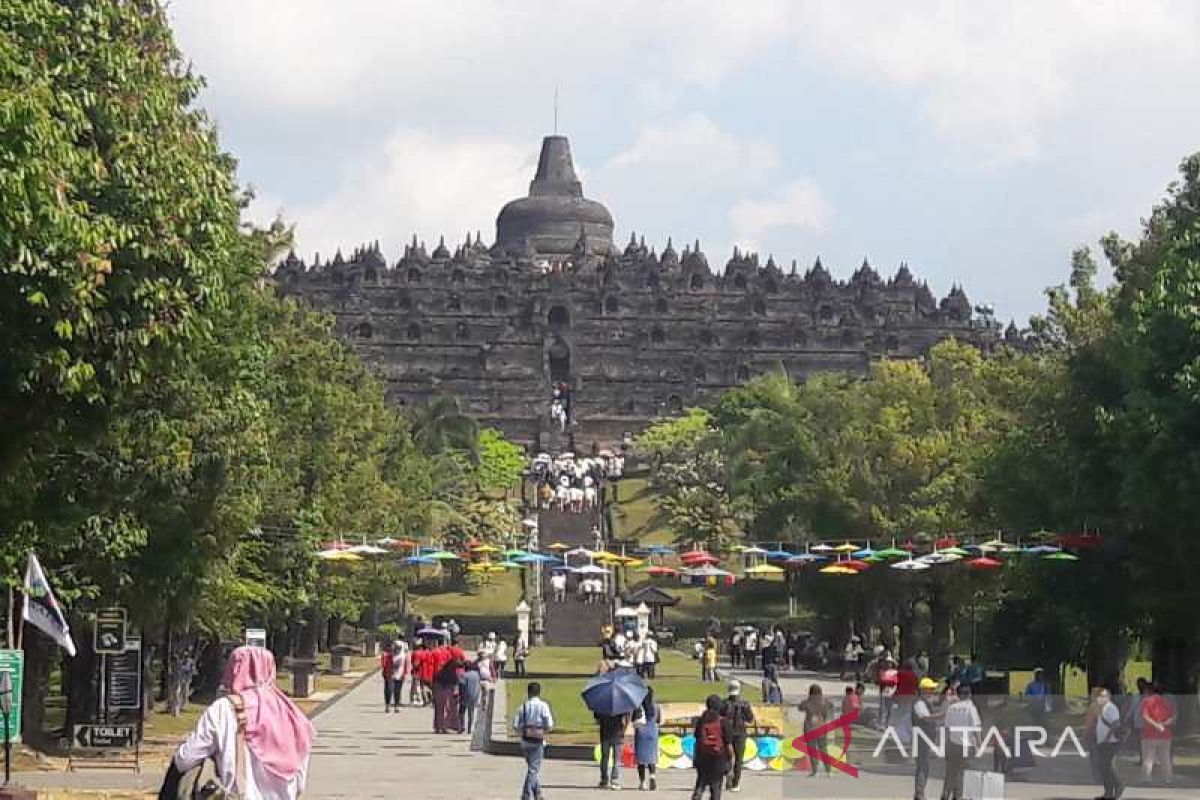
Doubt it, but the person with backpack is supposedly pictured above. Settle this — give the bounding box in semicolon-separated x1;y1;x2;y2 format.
458;660;483;735
513;682;555;800
692;694;735;800
722;680;755;792
168;646;314;800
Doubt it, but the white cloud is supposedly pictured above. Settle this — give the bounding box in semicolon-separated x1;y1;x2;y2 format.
601;113;779;190
788;0;1200;166
729;179;833;253
278;129;529;260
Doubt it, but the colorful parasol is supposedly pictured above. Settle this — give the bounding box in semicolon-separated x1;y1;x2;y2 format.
833;542;859;553
745;563;785;576
810;543;835;553
426;550;460;561
876;546;910;559
891;558;931;572
819;565;858;575
316;549;363;562
1043;551;1079;562
547;542;570;550
967;556;1003;569
641;565;680;576
471;544;501;554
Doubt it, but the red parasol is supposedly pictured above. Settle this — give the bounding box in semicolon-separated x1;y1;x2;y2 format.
967;556;1003;570
843;559;872;571
934;537;960;550
683;553;720;566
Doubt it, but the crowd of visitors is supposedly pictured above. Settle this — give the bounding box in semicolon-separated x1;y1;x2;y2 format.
531;451;621;513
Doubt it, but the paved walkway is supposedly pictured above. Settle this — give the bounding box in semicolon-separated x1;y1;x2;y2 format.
10;670;1196;799
308;671;1194;800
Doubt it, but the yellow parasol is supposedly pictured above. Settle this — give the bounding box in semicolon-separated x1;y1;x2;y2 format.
745;563;785;576
819;564;858;575
833;541;858;553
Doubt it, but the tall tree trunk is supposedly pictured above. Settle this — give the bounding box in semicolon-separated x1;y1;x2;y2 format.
929;585;953;679
20;627;53;744
66;617;98;730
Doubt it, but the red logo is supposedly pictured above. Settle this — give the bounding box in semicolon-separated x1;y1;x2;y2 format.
790;708;858;777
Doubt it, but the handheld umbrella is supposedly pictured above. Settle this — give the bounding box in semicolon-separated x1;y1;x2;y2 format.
582;669;648;717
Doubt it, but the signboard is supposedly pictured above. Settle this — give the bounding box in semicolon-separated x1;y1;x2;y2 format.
74;723;136;749
0;649;22;744
94;607;127;655
244;628;267;648
105;636;142;711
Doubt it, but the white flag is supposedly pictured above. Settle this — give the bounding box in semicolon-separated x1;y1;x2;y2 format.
22;553;76;657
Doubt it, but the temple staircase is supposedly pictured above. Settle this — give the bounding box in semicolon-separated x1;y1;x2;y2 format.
539;507;611;646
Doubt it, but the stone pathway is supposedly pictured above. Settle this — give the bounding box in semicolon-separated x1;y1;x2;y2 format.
11;669;1197;799
307;671;1195;800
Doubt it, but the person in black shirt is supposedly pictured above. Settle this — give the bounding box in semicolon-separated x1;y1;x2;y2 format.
722;680;755;792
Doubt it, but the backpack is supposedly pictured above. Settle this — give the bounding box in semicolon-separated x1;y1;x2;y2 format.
697;717;725;759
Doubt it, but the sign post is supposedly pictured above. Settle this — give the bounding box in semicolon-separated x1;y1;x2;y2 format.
94;608;127;655
244;628;267;649
0;649;23;786
105;636;142;712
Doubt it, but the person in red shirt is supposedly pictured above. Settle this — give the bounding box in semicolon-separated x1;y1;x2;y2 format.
842;685;862;718
1140;684;1175;784
380;646;396;712
411;642;434;707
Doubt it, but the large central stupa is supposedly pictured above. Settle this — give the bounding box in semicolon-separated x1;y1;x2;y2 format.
494;135;614;258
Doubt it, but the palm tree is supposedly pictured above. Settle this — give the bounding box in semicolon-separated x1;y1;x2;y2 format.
407;395;480;460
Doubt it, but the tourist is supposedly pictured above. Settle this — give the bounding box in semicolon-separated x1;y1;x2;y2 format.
595;709;629;790
385;638;409;711
893;658;919;745
1140;682;1175;785
723;680;754;792
912;677;942;800
742;628;758;671
642;633;659;679
1024;667;1052;726
702;636;719;682
692;694;734;800
634;686;662;791
840;639;858;681
1090;687;1123;799
380;641;399;712
841;685;861;720
916;650;931;678
729;629;743;669
759;630;777;673
514;635;530;677
877;655;898;730
551;571;567;602
412;641;434;707
432;643;462;734
459;660;482;735
172;646;314;800
761;664;783;704
798;683;831;777
941;685;981;800
513;682;554;800
495;636;509;678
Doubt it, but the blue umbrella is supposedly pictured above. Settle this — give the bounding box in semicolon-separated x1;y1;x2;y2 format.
515;553;559;564
764;549;794;560
581;668;648;716
404;555;436;565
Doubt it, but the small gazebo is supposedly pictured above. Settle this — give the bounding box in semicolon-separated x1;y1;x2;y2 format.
620;584;680;629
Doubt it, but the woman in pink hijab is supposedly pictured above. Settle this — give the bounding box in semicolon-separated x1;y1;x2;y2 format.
173;646;315;799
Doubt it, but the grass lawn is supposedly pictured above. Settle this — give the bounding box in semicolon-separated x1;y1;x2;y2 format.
506;646;721;743
408;571;523;618
613;477;673;544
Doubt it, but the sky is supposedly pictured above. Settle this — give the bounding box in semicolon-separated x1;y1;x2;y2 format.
170;0;1200;323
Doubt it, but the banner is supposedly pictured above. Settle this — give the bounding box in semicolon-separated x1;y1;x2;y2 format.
21;553;76;657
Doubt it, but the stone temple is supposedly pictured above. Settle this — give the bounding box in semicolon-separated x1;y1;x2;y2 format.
275;135;1007;449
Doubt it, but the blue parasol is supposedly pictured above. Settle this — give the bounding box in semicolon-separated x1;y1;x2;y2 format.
581;668;648;717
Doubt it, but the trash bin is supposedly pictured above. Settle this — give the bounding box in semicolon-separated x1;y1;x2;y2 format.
288;658;318;699
330;645;355;676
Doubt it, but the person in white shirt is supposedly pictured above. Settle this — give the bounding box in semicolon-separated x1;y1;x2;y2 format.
173;646;314;800
551;572;567;602
1092;688;1123;800
495;637;509;678
513;682;555;800
941;685;981;800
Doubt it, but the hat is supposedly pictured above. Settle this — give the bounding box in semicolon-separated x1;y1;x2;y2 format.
727;680;741;696
919;677;939;691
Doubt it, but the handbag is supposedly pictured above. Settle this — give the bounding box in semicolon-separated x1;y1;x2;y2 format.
520;701;546;741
